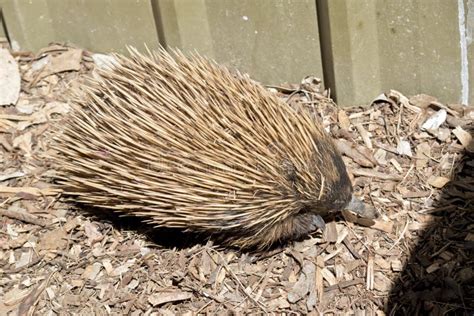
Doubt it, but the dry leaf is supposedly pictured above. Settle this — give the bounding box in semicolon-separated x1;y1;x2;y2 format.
373;272;392;292
148;291;193;306
453;126;472;148
397;139;413;157
102;259;114;275
0;170;25;182
409;94;437;108
83;222;103;245
2;286;31;306
82;262;102;280
323;221;338;243
422;109;447;130
335;139;376;167
0;48;21;106
434;128;451;142
287;271;309;303
15;99;42;114
338;110;351;130
321;267;337;285
427;176;450;188
15;101;70;130
111;259;136;277
15;250;33;269
39;49;83;79
373;148;388;165
390;158;403;173
0;186;59;197
38;228;67;251
355;124;373;149
351;169;402;181
92;53;119;70
391;260;403;272
12;132;33;156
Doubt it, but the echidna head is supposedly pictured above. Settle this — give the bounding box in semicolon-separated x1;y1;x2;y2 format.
299;146;377;222
324;152;353;214
326;150;377;219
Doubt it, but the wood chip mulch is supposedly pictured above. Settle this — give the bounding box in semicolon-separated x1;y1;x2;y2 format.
0;44;473;315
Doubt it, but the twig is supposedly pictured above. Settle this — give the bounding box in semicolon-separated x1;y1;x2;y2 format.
285;89;302;105
398;164;415;186
396;103;403;136
366;254;374;290
184;284;224;304
342;237;362;260
0;208;47;227
5;255;44;273
351;169;402;181
195;299;213;314
253;260;275;302
207;248;267;314
345;224;373;260
250;247;284;263
388;218;409;251
19;271;56;316
429;241;453;258
419;205;457;214
264;85;297;93
324;278;364;292
422;152;441;163
0;197;12;207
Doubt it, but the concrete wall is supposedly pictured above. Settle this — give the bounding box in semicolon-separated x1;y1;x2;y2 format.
323;0;471;106
154;0;323;85
0;0;160;54
0;0;472;106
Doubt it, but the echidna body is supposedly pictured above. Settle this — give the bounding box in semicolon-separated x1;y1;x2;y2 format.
52;48;355;250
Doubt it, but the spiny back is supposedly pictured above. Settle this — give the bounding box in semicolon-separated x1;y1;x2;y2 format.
52;48;352;249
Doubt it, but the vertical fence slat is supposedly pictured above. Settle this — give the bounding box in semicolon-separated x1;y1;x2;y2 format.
325;0;465;106
0;0;160;54
154;0;324;86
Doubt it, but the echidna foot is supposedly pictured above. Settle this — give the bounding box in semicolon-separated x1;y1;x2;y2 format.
308;214;326;231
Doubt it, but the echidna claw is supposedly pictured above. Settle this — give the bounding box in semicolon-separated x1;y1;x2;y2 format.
311;214;326;231
345;195;377;219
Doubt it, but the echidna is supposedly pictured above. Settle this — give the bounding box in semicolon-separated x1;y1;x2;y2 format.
51;48;370;250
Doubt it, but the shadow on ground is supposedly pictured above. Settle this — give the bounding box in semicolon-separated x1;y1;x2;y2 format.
75;205;337;255
76;206;211;250
387;129;474;315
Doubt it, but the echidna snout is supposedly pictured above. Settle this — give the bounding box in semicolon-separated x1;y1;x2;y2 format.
51;47;355;250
